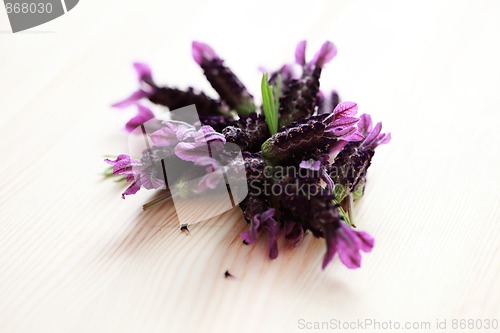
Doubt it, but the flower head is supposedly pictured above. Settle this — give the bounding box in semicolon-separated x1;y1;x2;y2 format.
222;112;270;152
105;154;164;198
241;197;280;259
150;120;197;147
262;103;362;165
323;222;374;269
192;41;256;115
277;41;338;127
174;125;226;163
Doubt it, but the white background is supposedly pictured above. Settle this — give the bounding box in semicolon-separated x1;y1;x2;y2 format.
0;1;499;332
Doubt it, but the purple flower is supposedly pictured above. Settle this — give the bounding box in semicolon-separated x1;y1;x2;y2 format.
174;125;226;163
193;155;223;191
327;113;390;201
150;120;197;147
278;41;338;127
112;62;157;108
104;154;143;198
222;112;269;152
262;106;362;165
330;141;375;202
295;40;307;66
192;41;256;115
295;40;337;70
322;223;374;269
358;114;391;149
300;155;334;192
125;104;162;133
192;41;219;65
241;207;280;259
140;121;228;195
105;40;390;271
113;60;231;119
324;102;364;141
105;154;165;199
299;158;322;171
105;154;140;181
262;115;330;164
308;41;337;69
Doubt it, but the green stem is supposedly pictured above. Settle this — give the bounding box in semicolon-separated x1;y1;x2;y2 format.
334;198;354;227
143;190;172;211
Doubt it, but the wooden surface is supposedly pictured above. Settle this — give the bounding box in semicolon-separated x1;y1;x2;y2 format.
1;1;499;332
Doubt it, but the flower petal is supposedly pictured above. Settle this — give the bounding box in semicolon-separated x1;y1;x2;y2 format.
192;41;219;65
333;102;358;118
336;225;363;269
362;122;382;147
310;41;337;68
331;116;359;127
112;90;149;109
355;230;375;253
125;104;155;133
295;40;307;66
133;62;152;82
150;120;195;146
194;126;226;144
121;182;141;199
322;224;338;269
197;172;221;191
299;159;321;171
358;114;373;135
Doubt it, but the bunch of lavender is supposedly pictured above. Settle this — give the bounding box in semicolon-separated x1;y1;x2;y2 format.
105;41;390;269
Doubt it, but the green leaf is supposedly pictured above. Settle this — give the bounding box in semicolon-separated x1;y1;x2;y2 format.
261;73;279;135
333;198;354;227
103;166;114;178
273;75;281;117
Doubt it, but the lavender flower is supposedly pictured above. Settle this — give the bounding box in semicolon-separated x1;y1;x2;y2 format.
150;120;198;147
278;41;337;127
300;154;334;192
323;222;374;269
112;62;231;127
149;87;229;117
125;104;162;133
330;113;391;201
174;125;226;163
261;102;362;165
106;40;390;271
104;154;164;198
240;196;280;259
192;41;256;115
277;175;373;269
222;112;270;152
358;114;392;149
